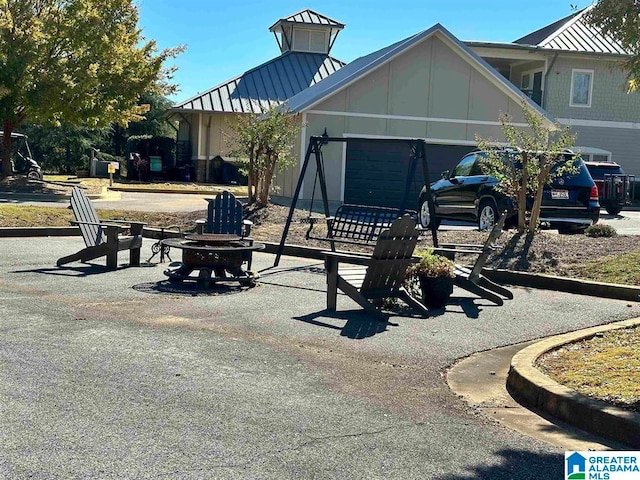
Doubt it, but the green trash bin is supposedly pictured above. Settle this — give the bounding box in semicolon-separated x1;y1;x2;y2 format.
150;156;162;173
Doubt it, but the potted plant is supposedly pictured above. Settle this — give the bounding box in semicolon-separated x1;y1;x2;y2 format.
405;249;456;308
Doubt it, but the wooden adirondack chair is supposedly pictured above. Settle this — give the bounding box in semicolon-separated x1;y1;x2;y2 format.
436;211;513;306
194;191;254;269
203;191;252;237
56;187;145;270
323;215;429;318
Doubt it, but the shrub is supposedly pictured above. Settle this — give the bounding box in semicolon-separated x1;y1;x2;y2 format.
585;224;617;238
406;249;456;279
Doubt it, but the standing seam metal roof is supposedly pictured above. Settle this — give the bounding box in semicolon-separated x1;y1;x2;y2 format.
515;6;629;55
268;9;345;30
171;52;346;114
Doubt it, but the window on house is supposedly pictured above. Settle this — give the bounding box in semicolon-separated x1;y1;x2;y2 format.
571;69;593;107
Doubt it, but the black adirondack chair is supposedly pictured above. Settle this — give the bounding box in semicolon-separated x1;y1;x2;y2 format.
436;211;513;305
56;187;145;270
323;215;429;319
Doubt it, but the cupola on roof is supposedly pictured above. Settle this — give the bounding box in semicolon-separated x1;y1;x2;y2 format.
171;9;346;114
269;9;345;55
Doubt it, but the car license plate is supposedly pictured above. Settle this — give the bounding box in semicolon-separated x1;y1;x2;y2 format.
551;189;569;200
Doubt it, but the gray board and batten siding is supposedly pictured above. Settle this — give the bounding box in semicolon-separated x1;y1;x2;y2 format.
276;24;551;207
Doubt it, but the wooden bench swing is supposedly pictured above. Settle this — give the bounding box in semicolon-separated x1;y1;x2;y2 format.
273;135;512;307
274;136;437;266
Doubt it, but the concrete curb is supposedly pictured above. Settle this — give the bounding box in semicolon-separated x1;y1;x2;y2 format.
106;186;247;198
0;226;81;237
507;318;640;448
484;268;640;302
0;226;183;239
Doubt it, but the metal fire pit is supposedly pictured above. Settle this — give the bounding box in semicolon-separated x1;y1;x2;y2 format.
161;235;265;288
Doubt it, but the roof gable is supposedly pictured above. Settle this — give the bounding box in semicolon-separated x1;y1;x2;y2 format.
515;6;629;55
514;11;580;46
284;23;556;127
172;52;345;114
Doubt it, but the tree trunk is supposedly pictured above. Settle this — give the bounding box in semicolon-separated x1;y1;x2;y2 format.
517;154;529;233
528;181;545;235
247;156;257;204
528;164;553;235
258;155;278;206
2;121;15;178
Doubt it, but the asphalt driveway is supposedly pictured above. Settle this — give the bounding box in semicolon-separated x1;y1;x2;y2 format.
1;237;638;479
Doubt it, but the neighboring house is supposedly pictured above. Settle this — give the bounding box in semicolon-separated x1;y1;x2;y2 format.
467;5;640;175
166;9;346;183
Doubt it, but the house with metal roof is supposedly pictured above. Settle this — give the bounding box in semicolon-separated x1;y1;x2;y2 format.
268;23;558;208
467;5;640;175
170;6;639;208
167;9;346;183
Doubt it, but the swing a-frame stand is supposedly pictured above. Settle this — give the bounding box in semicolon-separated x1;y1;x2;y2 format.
274;136;439;266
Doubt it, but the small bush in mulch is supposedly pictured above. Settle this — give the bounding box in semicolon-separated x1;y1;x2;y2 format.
584;223;617;238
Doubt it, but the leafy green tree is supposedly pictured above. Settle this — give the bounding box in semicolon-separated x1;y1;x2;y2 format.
111;92;176;156
20;123;107;174
0;0;182;177
476;99;577;234
586;0;640;92
227;108;301;206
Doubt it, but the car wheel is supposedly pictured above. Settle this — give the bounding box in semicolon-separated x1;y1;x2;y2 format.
27;169;42;181
419;194;440;230
477;200;498;231
605;204;622;216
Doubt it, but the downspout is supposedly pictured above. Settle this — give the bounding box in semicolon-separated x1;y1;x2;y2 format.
542;52;559;110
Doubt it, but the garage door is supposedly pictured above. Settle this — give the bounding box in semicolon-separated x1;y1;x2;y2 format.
344;140;475;209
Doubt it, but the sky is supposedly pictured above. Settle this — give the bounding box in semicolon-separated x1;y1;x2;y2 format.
136;0;594;103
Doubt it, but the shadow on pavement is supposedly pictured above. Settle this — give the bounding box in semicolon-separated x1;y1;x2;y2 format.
293;309;399;339
11;263;157;276
434;448;561;480
132;280;250;297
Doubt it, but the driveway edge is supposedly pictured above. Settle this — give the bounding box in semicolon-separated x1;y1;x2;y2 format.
507;318;640;448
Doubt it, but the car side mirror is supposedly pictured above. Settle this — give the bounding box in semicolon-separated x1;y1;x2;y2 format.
441;170;450;179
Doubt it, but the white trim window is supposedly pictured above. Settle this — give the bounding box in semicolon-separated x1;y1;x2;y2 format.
570;69;594;107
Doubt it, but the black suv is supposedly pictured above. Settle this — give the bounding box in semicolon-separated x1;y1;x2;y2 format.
418;149;600;233
584;161;634;215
